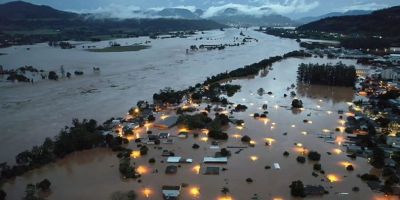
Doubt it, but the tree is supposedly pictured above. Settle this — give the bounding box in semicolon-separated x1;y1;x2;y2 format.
48;71;58;80
241;135;251;143
292;99;303;108
297;156;306;163
290;180;305;197
371;147;385;169
23;184;39;200
346;165;354;171
313;163;322;171
307;151;321;161
0;190;6;200
36;179;51;191
140;146;149;156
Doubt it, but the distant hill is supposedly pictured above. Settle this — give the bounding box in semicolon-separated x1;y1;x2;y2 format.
298;10;371;24
208;8;295;26
0;1;224;32
157;8;200;19
297;6;400;37
0;1;78;19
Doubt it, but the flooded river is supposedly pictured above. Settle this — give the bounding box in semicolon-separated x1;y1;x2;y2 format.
1;51;394;199
0;28;299;163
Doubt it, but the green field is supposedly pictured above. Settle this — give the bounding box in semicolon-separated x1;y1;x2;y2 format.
87;45;150;52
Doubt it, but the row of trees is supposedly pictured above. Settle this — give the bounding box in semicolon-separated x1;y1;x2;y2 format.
297;62;357;87
152;50;312;106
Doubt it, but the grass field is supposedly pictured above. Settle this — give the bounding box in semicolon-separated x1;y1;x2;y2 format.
87;44;150;52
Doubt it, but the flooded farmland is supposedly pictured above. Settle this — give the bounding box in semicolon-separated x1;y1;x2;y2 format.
1;52;393;200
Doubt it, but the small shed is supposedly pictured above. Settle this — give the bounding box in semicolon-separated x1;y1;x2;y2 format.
162;185;181;200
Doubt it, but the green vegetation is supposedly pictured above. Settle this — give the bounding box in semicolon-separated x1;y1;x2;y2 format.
307;151;321;161
87;45;150;53
296;156;306;163
177;113;212;130
297;6;400;38
119;158;139;179
290;180;306;197
297;62;356;87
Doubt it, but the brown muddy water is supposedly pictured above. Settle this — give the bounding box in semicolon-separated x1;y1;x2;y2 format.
0;28;299;163
2;57;397;200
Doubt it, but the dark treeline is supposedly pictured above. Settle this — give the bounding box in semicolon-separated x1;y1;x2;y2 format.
0;119;128;183
0;18;224;47
297;62;356;87
340;37;392;49
152;50;312;105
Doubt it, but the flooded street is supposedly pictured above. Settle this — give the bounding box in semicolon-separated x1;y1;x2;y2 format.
0;28;299;163
2;55;391;199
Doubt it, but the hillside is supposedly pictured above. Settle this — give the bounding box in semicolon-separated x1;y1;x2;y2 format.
297;6;400;37
298;10;371;24
0;1;224;32
0;1;78;19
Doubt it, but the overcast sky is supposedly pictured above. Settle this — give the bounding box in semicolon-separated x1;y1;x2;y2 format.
1;0;399;18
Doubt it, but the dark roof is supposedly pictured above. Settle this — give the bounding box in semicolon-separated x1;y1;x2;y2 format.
165;165;178;174
162;185;181;190
304;185;326;195
203;167;220;175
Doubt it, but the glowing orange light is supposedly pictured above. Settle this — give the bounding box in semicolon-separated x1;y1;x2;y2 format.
160;115;169;120
293;147;309;154
143;188;152;198
193;165;201;174
273;197;284;200
201;129;209;135
190;187;200;197
333;148;342;155
327;174;340;182
179;128;189;132
232;134;242;139
265;138;276;143
339;161;353;168
336;136;344;145
236;126;244;130
137;165;148;174
250;156;258;161
200;136;208;142
218;196;233;200
131;151;141;159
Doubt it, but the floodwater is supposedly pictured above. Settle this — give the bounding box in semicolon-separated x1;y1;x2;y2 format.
2;54;394;199
0;28;299;163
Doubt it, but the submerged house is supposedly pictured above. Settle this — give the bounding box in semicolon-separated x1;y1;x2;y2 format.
162;185;181;200
167;156;193;163
203;157;228;164
154;116;179;129
304;185;326;196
